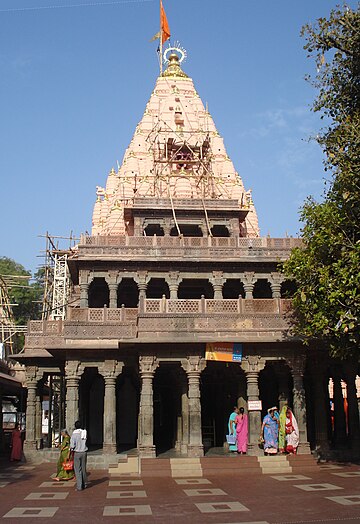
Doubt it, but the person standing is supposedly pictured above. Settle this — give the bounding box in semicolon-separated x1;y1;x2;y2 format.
70;421;88;491
235;407;248;454
54;429;74;481
228;407;239;453
285;407;299;454
261;407;279;455
10;423;23;462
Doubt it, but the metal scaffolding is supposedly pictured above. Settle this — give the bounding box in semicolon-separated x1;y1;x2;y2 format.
0;275;28;358
39;233;78;321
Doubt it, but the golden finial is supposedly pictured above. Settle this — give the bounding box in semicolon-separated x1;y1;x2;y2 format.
163;52;188;78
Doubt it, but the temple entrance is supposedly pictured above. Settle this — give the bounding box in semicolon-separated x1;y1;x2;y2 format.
116;368;139;452
153;363;185;455
79;368;104;450
201;361;246;450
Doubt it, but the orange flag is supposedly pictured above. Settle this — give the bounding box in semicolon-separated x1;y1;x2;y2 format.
160;0;170;44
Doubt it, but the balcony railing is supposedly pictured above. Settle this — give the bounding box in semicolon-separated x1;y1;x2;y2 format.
79;235;302;250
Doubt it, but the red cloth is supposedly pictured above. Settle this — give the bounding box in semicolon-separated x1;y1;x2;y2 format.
10;429;22;461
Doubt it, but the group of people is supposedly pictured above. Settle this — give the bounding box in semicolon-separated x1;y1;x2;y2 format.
55;420;88;492
228;404;299;456
261;406;299;455
228;406;249;454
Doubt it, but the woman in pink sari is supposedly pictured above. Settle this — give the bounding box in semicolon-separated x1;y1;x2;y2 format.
235;407;248;454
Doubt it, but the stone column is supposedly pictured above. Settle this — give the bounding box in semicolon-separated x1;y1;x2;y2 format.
24;366;41;451
35;389;43;449
270;273;283;299
181;384;189;454
310;353;330;454
344;365;360;453
100;360;123;454
181;356;206;457
331;367;347;447
274;363;290;411
80;283;89;308
108;283;118;309
289;355;311;454
211;272;224;299
65;361;82;433
168;272;180;299
242;272;255;299
242;356;265;456
138;356;159;457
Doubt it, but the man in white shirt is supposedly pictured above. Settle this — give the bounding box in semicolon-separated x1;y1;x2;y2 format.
70;420;88;491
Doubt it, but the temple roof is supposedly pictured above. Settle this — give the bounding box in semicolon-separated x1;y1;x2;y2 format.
92;51;259;237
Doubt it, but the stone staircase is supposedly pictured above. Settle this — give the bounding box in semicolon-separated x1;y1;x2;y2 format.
257;455;292;474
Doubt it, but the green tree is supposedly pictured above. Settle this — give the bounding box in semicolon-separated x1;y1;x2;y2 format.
284;4;360;360
0;257;43;326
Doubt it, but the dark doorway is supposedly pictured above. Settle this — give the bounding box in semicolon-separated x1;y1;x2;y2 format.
79;368;104;450
146;278;170;299
144;224;164;236
201;362;246;450
116;368;139;452
211;225;230;237
170;224;203;237
153;364;182;454
222;279;245;299
253;279;272;298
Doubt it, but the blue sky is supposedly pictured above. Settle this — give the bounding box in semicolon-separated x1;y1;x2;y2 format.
0;0;357;274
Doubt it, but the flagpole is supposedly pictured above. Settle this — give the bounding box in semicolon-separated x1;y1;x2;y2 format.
159;0;163;75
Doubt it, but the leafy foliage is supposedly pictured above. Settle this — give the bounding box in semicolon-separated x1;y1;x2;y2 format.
0;257;43;326
284;4;360;360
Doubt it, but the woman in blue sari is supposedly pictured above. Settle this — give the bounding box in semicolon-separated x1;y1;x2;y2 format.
261;407;279;455
228;407;239;453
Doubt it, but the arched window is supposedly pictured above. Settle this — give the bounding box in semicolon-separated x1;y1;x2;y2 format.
178;279;214;299
146;278;170;299
144;224;164;236
88;278;109;308
117;278;139;308
253;279;272;299
222;279;245;299
211;225;230;237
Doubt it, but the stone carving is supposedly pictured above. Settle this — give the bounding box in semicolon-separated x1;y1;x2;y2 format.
99;360;124;379
139;355;159;374
242;355;265;373
181;356;206;374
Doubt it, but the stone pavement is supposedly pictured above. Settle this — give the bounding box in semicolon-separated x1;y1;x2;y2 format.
0;460;360;523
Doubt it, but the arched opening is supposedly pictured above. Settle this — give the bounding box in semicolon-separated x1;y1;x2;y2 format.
253;279;272;299
79;368;104;450
116;368;139;453
88;278;109;308
201;362;246;450
170;224;203;237
222;279;245;299
259;363;279;420
146;278;170;299
153;363;185;455
211;225;230;237
178;279;214;299
281;280;297;298
144;224;164;236
117;278;139;308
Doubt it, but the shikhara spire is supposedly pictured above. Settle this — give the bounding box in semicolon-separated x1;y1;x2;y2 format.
92;49;259;237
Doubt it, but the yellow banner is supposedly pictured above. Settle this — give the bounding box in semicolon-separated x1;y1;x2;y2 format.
205;343;242;362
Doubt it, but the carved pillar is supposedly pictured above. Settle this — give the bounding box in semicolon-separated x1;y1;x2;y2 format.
99;360;123;454
35;388;43;449
242;356;265;455
24;366;41;451
288;355;311;454
168;272;180;299
65;361;82;433
242;272;255;299
343;365;360;453
136;271;148;302
80;283;89;308
211;272;224;299
331;366;347;447
310;353;330;453
181;356;206;457
270;272;284;299
108;284;118;309
181;383;189;454
138;356;159;457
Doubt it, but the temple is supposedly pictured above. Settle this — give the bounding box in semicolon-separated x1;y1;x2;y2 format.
15;48;360;463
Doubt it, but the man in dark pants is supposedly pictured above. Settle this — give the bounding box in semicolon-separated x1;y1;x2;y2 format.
70;420;88;491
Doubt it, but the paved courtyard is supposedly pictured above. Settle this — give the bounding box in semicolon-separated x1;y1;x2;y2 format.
0;460;360;523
